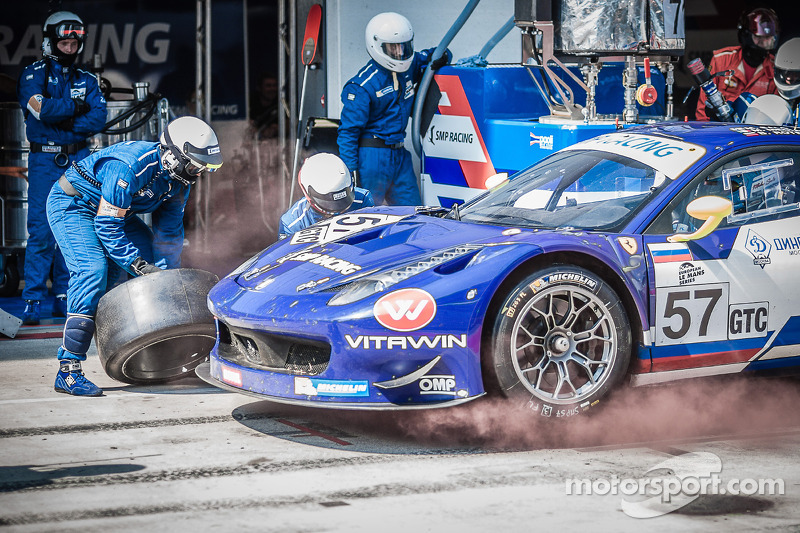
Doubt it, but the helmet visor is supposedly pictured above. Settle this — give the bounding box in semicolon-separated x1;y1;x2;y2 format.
775;67;800;87
183;141;223;171
744;9;778;50
381;40;413;61
54;22;86;42
307;184;355;215
745;9;778;37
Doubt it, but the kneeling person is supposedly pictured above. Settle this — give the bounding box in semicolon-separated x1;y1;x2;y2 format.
47;116;223;396
279;153;374;238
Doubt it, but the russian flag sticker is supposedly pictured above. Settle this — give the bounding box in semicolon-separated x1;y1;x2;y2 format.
648;242;694;263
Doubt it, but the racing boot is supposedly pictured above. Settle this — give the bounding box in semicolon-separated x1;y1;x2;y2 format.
22;300;41;325
54;360;103;397
52;295;67;318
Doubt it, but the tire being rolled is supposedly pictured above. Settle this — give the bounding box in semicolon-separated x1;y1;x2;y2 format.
95;268;219;384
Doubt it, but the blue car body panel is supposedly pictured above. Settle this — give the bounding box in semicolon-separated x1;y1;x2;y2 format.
205;123;800;407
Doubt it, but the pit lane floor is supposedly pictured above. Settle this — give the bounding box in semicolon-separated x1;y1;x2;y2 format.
1;330;800;532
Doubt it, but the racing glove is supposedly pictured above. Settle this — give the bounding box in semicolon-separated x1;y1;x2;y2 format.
55;117;75;131
430;50;451;70
131;257;163;276
72;98;91;116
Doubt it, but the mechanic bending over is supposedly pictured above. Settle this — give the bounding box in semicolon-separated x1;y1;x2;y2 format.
17;10;107;325
46;117;223;396
337;12;450;206
279;153;374;238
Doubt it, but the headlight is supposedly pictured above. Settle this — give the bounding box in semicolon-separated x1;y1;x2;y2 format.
228;251;264;278
327;244;483;306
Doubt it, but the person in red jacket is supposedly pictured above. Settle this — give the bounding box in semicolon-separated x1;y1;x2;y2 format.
696;7;780;120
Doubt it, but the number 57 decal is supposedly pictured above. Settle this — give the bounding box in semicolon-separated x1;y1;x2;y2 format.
655;283;729;346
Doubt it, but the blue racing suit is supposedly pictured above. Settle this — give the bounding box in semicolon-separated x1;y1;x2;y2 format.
279;187;374;238
46;141;189;361
337;49;448;206
18;56;106;302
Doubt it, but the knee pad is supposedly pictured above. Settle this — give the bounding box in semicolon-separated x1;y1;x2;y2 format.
63;314;96;356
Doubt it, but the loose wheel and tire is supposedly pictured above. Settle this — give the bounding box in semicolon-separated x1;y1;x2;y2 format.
487;266;631;418
95;268;219;384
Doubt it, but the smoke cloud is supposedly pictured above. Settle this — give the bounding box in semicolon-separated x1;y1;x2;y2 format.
312;376;800;451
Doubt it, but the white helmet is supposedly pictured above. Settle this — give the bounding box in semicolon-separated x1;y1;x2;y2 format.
365;12;414;73
159;117;223;186
774;38;800;101
42;11;86;63
298;153;354;215
742;94;793;126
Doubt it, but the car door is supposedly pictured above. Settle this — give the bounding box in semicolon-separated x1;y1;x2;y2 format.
640;146;800;379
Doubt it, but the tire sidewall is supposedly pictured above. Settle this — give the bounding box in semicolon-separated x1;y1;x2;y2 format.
489;265;631;419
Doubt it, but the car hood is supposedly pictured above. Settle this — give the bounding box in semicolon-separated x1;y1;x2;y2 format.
230;207;616;294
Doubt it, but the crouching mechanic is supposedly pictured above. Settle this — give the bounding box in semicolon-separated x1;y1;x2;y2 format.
46;116;223;396
279;153;374;238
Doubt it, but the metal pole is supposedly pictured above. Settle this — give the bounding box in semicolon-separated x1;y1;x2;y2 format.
203;0;212;251
194;0;205;252
288;0;297;209
243;0;250;124
278;0;287;214
289;66;308;205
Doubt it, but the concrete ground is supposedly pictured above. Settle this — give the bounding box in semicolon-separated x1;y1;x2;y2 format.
1;331;799;532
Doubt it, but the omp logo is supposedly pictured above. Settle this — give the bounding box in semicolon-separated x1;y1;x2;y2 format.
419;375;456;395
374;288;436;332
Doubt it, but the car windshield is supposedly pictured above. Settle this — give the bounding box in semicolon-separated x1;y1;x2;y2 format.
457;150;671;231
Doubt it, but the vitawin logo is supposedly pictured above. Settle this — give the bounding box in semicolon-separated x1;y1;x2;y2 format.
373;288;437;332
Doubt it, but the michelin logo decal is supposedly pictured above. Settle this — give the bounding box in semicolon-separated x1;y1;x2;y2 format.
294;377;369;397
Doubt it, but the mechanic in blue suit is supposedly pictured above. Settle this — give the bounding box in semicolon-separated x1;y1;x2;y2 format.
46;116;223;396
337;12;450;206
17;11;107;325
279;153;374;238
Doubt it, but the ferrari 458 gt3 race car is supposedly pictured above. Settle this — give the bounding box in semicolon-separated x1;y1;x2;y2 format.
198;122;800;419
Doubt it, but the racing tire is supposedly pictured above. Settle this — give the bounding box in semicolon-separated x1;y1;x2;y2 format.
95;268;219;384
487;266;631;419
0;257;20;297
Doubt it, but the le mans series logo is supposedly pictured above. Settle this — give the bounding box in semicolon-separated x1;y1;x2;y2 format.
745;229;771;268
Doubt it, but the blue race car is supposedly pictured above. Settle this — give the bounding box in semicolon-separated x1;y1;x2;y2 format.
198;123;800;419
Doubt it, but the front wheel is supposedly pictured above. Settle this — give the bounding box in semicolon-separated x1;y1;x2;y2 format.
487;266;631;418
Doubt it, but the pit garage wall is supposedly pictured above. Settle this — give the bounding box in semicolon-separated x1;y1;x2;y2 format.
0;1;249;124
320;0;799;123
323;0;520;121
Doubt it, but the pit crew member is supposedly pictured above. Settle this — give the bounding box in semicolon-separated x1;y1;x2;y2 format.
337;12;450;205
46;116;223;396
279;152;374;238
17;11;107;324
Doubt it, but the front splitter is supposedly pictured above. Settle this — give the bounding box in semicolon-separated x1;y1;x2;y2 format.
195;362;483;410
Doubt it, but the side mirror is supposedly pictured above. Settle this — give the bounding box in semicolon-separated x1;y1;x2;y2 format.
485;172;509;189
668;196;733;243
